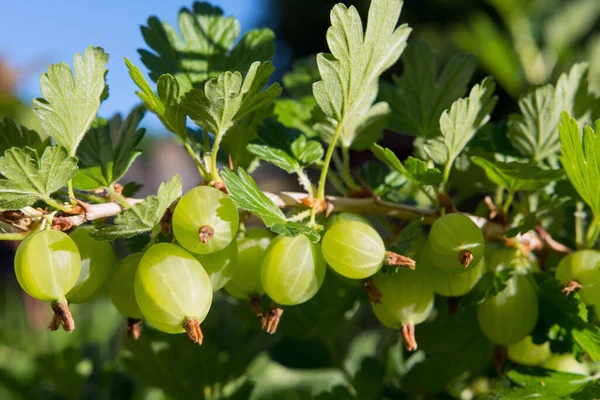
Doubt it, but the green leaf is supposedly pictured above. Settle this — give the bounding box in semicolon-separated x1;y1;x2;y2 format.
494;367;593;399
183;61;282;137
274;98;319;139
247;119;323;173
0;118;49;155
90;175;182;240
390;216;423;255
73;107;146;190
504;213;537;238
313;0;410;149
139;2;275;92
0;146;78;211
470;156;565;192
221;168;320;242
559;112;600;219
425;77;497;166
126;58;187;139
372;144;442;186
459;269;513;309
508;63;590;161
380;41;476;138
282;56;320;99
32;46;109;156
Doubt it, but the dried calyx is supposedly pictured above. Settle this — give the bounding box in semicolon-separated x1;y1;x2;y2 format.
49;301;75;332
183;317;203;345
198;225;215;243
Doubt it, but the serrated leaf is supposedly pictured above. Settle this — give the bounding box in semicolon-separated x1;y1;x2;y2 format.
221;168;320;242
390;216;423;255
126;58;187;139
459;269;513;309
32;46;108;156
372;144;442;186
0;118;49;155
184;61;281;137
0;146;78;210
508;63;590;161
559;112;600;219
73;106;146;190
274;98;319;139
313;0;410;149
139;2;275;92
494;367;593;399
471;156;565;192
425;77;497;166
380;41;476;138
247;119;323;173
90;175;182;240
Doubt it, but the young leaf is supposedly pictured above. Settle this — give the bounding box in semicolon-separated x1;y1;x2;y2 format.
470;156;565;192
0;118;49;155
559;112;600;220
372;144;442;186
90;175;182;240
313;0;411;149
221;168;320;242
508;63;589;161
73;107;146;190
0;146;78;211
425;77;497;167
380;41;477;138
247;119;323;173
139;2;275;92
126;58;187;139
32;46;109;156
275;98;319;139
183;61;282;137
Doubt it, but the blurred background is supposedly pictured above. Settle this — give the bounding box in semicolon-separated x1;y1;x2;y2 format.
2;0;600;398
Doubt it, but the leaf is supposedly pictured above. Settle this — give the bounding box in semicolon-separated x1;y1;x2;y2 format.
282;56;321;99
390;216;423;255
274;98;319;139
372;144;442;186
559;112;600;219
126;58;187;139
459;269;513;309
221;168;320;242
380;41;476;138
139;2;275;92
425;77;497;166
32;46;109;155
313;0;410;149
493;367;593;399
0;146;78;211
90;175;182;240
504;213;537;238
508;63;590;161
545;0;600;55
183;61;282;137
0;118;49;155
73;106;146;190
247;119;323;173
470;156;565;192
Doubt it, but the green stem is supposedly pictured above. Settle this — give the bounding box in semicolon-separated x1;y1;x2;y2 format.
106;185;132;210
184;142;210;182
585;216;600;249
340;147;359;191
442;160;452;194
419;185;439;208
502;191;515;216
317;124;344;200
327;171;348;196
575;202;586;250
495;185;504;208
203;130;212;174
288;209;312;222
0;232;28;241
67;180;76;203
210;130;225;182
44;197;71;213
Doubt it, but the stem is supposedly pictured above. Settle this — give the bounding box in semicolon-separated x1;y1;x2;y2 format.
296;169;314;197
575;202;586;250
340;147;359;190
317;124;344;201
203;130;212;174
43;197;71;213
585;216;600;249
67;180;76;203
106;185;132;210
327;170;348;196
288;209;312;222
210;130;226;182
495;185;504;208
0;232;28;241
184;142;210;182
442;160;452;194
502;191;515;216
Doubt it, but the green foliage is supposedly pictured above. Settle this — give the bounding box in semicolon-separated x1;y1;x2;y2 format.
0;118;48;155
91;175;182;240
0;146;78;211
32;46;109;156
138;1;275;92
381;41;477;138
313;0;410;149
73;107;146;190
372;144;442;186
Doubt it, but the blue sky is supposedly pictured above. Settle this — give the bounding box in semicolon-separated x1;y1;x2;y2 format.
0;0;271;131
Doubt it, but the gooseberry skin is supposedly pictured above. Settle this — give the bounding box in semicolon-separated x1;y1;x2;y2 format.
507;336;551;366
194;239;238;292
477;273;538;346
261;234;326;306
225;228;272;299
423;250;485;297
172;186;239;255
541;354;589;376
325;212;370;230
370;269;434;328
109;253;144;319
66;226;115;303
134;243;213;334
555;250;600;306
322;220;387;280
427;213;485;273
14;229;81;302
